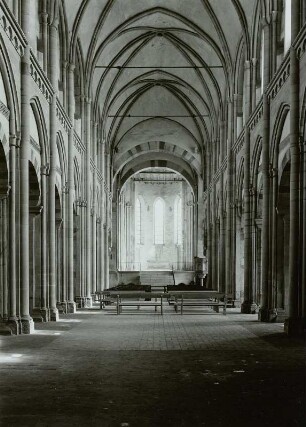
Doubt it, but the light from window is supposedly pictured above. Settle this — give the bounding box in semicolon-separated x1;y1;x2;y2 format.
284;0;291;53
174;196;182;245
154;198;164;244
135;198;141;245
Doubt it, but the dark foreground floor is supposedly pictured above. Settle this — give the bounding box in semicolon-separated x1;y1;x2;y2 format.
0;306;305;427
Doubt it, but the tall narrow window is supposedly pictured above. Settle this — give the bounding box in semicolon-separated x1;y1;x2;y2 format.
135;197;141;245
260;29;264;94
284;0;291;53
154;198;164;244
174;196;182;245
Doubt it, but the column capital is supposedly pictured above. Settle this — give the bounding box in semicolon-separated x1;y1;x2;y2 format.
244;60;251;70
68;62;75;73
261;16;270;28
251;58;257;67
9;134;17;147
41;164;50;176
40;12;49;24
249;186;256;197
269;164;278;178
62;183;69;194
271;10;278;22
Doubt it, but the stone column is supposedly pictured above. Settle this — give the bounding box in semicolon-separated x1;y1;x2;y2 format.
60;186;68;312
241;127;257;313
242;59;256;313
206;149;212;289
40;0;48;73
251;58;257;111
244;60;251;121
104;150;110;289
67;63;76;313
225;98;234;298
1;198;8;320
271;11;278;76
233;94;238;142
20;0;34;333
0;201;3;317
259;18;272;321
80;200;86;297
62;61;68;110
48;17;59;321
285;1;302;335
104;224;109;289
85;99;92;306
13;0;19;20
40;165;49;321
8;134;18;331
220;121;226;161
270;159;278;315
301;139;306;321
211;183;217;289
218;172;225;293
92;124;98;295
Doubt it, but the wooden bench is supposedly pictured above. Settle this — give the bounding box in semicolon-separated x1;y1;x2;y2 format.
95;291;115;309
112;291;165;315
167;291;227;315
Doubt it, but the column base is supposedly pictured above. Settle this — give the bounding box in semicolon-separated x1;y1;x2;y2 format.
75;296;92;308
67;301;77;313
49;308;59;321
57;302;68;314
21;317;35;334
0;322;13;335
258;308;277;322
241;301;258;314
274;308;288;323
284;317;306;337
32;308;44;323
7;317;20;335
85;296;92;308
40;308;49;322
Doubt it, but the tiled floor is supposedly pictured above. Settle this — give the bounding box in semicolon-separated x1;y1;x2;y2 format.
0;306;305;426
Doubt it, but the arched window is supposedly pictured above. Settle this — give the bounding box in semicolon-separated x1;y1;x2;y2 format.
135;197;141;245
154;198;164;244
174;196;182;245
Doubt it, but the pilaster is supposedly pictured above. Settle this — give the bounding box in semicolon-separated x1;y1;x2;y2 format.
67;62;76;313
85;98;92;306
20;0;34;333
48;17;59;322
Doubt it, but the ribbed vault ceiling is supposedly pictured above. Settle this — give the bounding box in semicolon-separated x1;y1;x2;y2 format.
64;0;258;185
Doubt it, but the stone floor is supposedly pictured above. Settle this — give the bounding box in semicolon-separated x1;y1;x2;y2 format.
0;305;305;427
